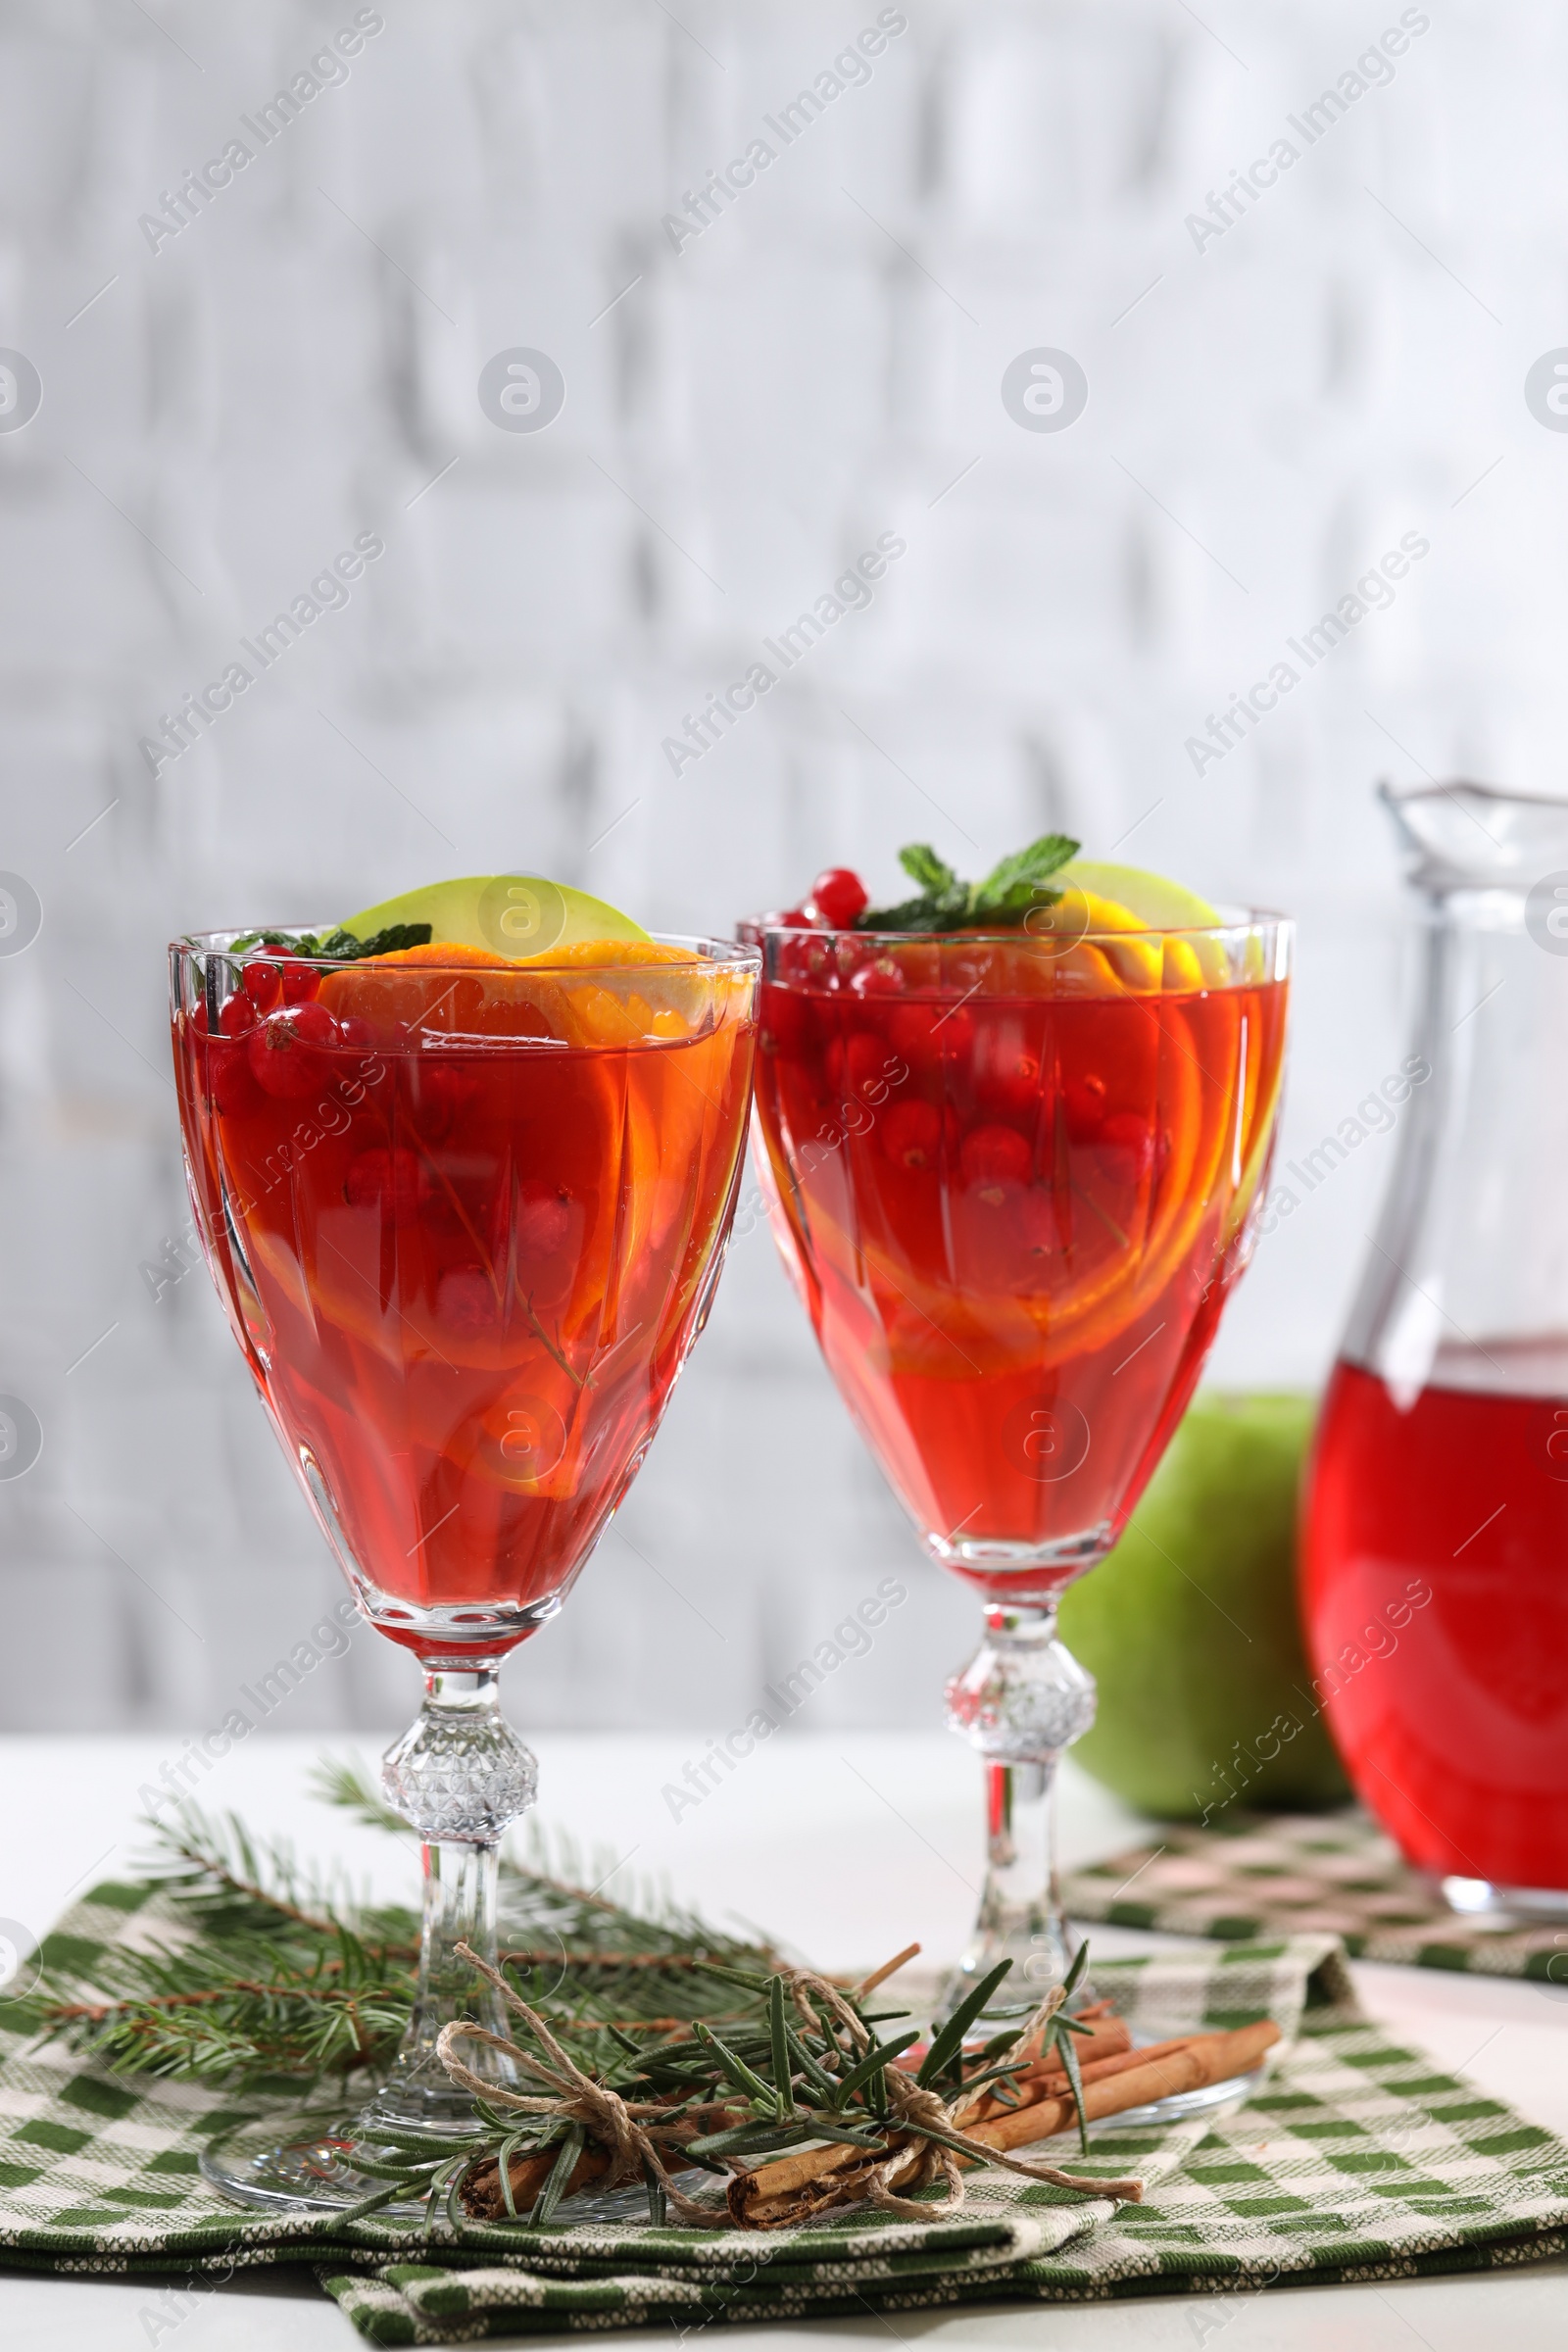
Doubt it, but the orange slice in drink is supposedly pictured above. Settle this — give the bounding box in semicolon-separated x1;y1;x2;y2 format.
320;939;701;1046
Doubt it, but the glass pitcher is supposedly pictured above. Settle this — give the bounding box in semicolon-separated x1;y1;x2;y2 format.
1301;781;1568;1915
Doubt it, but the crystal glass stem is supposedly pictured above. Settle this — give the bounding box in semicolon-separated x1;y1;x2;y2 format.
944;1600;1097;2008
368;1662;539;2135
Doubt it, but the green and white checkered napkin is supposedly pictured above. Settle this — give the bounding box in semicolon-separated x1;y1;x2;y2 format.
1062;1805;1568;1978
3;1877;1568;2342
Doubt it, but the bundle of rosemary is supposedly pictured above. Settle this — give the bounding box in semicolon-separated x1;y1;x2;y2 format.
16;1764;1142;2234
422;1934;1141;2233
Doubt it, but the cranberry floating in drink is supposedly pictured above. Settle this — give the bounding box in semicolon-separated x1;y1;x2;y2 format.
172;875;757;2211
746;843;1291;2018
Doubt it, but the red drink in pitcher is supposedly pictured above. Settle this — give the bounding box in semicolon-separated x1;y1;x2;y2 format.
1304;1351;1568;1892
1300;779;1568;1910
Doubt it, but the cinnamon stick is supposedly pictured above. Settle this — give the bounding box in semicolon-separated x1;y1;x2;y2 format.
727;2133;872;2213
733;2019;1280;2220
464;2018;1281;2228
963;2019;1280;2154
954;2017;1132;2122
463;2142;606;2219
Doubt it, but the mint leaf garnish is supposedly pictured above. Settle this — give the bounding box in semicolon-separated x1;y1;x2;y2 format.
858;834;1081;933
317;923;433;959
228;923;434;961
970;833;1079;916
898;843;958;894
858;883;969;934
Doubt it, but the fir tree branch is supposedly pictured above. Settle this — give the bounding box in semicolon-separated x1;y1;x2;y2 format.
309;1755;410;1839
23;1770;777;2091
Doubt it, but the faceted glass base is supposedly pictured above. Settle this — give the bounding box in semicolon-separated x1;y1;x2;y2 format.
201;2117;711;2227
200;2117;462;2220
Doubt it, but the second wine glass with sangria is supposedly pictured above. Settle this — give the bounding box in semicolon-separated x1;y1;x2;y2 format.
745;838;1290;2043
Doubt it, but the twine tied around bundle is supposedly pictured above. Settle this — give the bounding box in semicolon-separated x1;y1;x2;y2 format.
437;1944;1142;2231
799;1976;1142;2211
437;1942;720;2225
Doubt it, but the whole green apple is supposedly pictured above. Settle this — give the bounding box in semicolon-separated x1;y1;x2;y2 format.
1057;1392;1348;1818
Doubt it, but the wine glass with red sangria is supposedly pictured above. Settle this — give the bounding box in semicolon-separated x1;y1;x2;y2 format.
171;874;757;2209
745;841;1290;2014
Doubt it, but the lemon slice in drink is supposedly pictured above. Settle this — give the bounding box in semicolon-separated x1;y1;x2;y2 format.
326;943;707;1050
1049;862;1224;991
326;879;676;1045
338;873;650;958
1054;860;1218;930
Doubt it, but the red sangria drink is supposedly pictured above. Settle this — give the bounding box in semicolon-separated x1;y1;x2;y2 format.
1300;781;1568;1916
171;877;757;2211
747;843;1291;2010
175;936;754;1655
1304;1351;1568;1896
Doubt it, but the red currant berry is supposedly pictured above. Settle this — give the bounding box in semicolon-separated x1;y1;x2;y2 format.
248;1002;338;1099
210;1043;261;1117
802;937;839;987
413;1061;473;1139
886;1004;933;1061
882;1099;943;1170
844;1032;895;1101
849;956;906;1001
516;1182;571;1259
219;990;256;1037
280;960;319;1005
437;1265;496;1334
977;1042;1046;1124
1098;1110;1154;1183
777;906;814;930
960;1125;1032;1189
344;1146;424;1214
887;1002;974;1072
760;984;811;1054
936;1004;976;1061
242;960;283;1012
1063;1074;1107;1141
810;867;868;930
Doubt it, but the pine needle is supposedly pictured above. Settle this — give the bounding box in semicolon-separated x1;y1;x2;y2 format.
20;1764;776;2091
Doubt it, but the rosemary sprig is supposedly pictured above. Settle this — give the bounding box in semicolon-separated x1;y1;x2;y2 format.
427;1939;1131;2232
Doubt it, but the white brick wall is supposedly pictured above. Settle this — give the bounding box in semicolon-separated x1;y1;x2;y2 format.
0;0;1554;1735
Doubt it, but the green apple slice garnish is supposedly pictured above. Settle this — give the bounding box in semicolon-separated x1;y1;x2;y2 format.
338;874;649;960
1055;860;1219;930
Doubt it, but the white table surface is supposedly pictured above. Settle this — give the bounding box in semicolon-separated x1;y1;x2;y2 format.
3;1730;1567;2348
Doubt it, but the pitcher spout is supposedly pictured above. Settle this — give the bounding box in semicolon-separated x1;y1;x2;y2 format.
1378;778;1568;897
